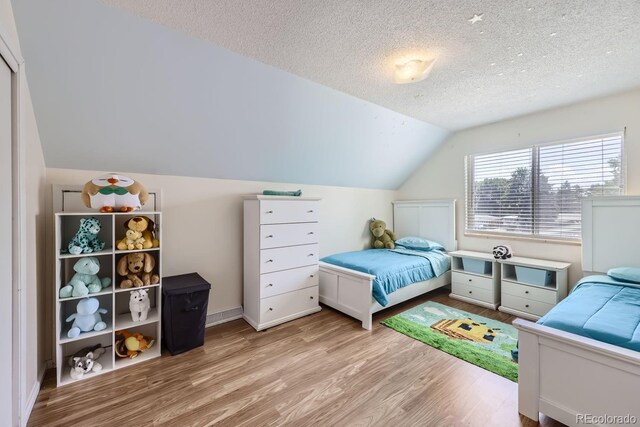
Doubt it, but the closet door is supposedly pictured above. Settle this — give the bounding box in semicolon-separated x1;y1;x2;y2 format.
0;56;13;422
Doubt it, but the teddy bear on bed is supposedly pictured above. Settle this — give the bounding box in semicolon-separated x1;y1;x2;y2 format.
369;218;396;250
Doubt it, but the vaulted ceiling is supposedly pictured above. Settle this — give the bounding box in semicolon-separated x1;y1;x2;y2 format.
103;0;640;130
11;0;640;189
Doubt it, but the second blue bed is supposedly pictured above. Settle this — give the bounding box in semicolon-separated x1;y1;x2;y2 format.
320;248;450;307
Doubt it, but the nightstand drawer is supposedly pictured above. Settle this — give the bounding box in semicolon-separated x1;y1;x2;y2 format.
502;293;554;317
260;244;319;273
260;200;319;224
260;223;319;249
451;282;494;304
502;281;556;304
452;271;494;291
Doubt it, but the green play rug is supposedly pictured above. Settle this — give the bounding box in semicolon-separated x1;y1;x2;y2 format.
381;301;518;382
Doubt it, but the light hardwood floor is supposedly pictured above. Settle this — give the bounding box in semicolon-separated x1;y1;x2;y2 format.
29;289;565;427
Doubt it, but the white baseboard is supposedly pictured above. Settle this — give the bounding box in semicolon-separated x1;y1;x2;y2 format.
22;363;46;427
205;306;243;327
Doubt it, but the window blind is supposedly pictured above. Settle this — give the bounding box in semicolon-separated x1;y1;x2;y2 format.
466;133;624;241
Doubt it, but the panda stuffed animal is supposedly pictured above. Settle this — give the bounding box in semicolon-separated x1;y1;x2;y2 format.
492;245;513;260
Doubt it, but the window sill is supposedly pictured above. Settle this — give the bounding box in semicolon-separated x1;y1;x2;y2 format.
464;231;582;246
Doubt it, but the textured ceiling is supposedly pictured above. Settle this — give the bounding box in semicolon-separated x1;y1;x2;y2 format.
12;0;449;189
103;0;640;130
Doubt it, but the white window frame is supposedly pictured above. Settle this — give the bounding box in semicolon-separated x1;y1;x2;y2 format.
465;131;626;243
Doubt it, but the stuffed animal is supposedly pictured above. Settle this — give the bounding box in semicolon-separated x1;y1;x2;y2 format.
66;217;106;255
68;344;106;380
59;257;112;298
369;218;396;249
129;289;150;322
117;253;160;288
82;173;149;213
114;330;155;359
66;298;108;338
492;244;513;260
116;216;159;250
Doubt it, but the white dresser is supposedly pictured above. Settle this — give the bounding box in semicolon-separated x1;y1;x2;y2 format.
243;195;321;331
449;250;501;309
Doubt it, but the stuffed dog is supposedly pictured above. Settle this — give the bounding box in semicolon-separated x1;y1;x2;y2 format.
117;216;159;250
117;252;160;288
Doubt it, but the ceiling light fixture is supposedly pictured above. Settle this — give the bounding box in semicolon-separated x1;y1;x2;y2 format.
394;58;437;84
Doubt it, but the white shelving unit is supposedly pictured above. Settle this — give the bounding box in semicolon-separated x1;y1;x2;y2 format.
498;256;570;320
54;211;162;387
449;250;501;309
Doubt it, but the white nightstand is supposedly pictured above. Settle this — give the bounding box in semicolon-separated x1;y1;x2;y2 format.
498;256;570;320
449;250;501;309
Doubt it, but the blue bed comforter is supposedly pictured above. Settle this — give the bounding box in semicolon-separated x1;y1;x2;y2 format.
320;249;450;306
537;275;640;351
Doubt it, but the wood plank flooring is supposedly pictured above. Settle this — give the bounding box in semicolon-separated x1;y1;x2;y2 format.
28;290;565;427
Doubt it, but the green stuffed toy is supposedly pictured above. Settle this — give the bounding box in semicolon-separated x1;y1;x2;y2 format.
59;257;112;299
369;218;396;249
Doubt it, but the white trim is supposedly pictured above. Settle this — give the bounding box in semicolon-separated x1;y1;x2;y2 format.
205;306;244;327
22;364;46;427
0;18;26;427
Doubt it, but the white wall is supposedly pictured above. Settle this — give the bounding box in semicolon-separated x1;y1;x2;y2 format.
45;168;396;349
0;0;47;424
399;88;640;287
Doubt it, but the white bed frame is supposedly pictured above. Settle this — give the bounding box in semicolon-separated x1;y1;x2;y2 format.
515;197;640;426
319;199;456;330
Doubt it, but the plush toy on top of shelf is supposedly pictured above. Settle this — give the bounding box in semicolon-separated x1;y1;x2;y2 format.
66;217;106;255
68;344;106;380
65;297;108;338
59;256;112;299
116;216;159;250
82;173;149;213
117;253;160;288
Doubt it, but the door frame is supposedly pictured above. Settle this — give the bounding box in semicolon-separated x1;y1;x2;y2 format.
0;22;27;427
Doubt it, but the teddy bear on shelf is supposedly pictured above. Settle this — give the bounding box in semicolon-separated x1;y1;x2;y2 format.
114;330;155;359
129;289;150;322
66;217;106;255
59;257;112;299
116;252;160;288
369;218;396;249
68;344;106;380
65;297;108;338
116;216;159;250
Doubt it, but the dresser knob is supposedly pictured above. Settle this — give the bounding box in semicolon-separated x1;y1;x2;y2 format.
308;254;314;257
308;232;314;235
310;296;314;300
268;308;273;311
308;210;314;213
266;210;273;214
468;279;472;282
310;274;314;278
266;235;273;238
469;291;473;294
266;259;274;263
266;284;273;287
525;290;529;294
525;304;530;308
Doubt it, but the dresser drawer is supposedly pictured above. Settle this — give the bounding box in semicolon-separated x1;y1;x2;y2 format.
260;200;319;224
452;271;494;291
451;282;495;304
260;223;319;249
502;281;556;304
260;265;319;298
260;243;319;274
502;293;554;317
260;286;319;324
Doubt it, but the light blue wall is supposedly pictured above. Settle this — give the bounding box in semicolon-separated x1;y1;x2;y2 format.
12;0;449;189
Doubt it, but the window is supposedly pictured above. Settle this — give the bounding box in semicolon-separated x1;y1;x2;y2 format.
466;133;624;241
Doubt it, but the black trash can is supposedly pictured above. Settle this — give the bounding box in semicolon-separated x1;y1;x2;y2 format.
162;273;211;355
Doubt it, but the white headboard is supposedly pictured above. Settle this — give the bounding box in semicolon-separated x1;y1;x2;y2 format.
393;199;457;252
582;196;640;273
